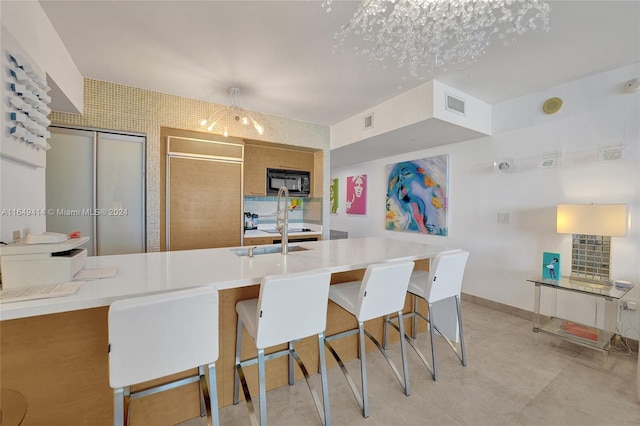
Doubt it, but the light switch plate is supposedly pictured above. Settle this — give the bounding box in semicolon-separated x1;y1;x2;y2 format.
498;211;511;224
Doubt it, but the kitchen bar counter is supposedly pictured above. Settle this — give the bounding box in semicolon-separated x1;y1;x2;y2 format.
1;237;449;321
0;237;456;425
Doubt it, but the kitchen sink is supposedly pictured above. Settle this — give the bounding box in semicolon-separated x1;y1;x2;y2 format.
230;244;310;257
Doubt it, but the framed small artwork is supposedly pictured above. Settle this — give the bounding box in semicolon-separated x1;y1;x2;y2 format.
386;155;449;235
330;178;339;214
346;174;366;215
542;252;560;280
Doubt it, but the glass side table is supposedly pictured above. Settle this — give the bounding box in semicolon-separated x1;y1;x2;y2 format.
527;277;634;367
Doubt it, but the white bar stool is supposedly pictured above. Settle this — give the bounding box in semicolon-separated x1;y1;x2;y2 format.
385;250;469;381
233;269;332;426
324;260;414;418
108;287;220;426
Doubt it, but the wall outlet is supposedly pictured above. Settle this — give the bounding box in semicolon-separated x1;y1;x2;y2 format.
598;145;622;161
620;300;637;311
12;230;21;241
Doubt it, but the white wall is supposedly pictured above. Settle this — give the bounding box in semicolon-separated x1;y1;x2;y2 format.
0;1;82;243
330;64;640;339
1;27;48;241
1;0;83;113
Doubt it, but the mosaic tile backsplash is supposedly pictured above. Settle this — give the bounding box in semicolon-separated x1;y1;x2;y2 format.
244;196;323;228
50;79;329;251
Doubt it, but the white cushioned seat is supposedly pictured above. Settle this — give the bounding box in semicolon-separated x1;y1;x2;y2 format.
327;280;359;315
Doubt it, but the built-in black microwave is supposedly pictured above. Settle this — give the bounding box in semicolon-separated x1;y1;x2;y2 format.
266;168;311;197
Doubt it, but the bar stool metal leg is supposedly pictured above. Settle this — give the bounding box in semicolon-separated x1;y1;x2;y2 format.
428;304;438;381
358;322;369;418
258;348;267;426
412;295;419;339
318;332;331;425
288;341;295;386
455;295;467;366
397;311;410;396
233;317;244;405
113;387;127;426
206;364;220;426
382;314;390;349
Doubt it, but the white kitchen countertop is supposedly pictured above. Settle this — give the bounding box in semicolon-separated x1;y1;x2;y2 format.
0;237;457;321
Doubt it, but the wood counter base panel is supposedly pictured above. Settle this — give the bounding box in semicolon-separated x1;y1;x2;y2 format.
1;261;428;425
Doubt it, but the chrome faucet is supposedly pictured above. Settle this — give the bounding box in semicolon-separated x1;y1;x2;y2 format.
276;186;289;254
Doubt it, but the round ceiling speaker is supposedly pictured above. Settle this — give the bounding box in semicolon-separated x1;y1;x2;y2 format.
542;97;563;114
623;78;640;94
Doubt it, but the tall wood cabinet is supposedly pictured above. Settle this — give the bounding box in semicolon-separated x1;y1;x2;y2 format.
161;128;244;251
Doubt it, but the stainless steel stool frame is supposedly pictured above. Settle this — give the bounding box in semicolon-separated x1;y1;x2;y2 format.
324;311;410;418
232;270;332;426
384;293;467;381
113;364;218;426
233;321;331;426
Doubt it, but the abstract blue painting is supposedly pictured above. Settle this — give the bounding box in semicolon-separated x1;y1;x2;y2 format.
386;155;448;236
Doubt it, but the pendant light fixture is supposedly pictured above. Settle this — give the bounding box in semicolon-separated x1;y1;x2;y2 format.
200;87;264;137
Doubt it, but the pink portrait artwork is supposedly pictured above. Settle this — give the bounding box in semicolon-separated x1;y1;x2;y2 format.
346;174;366;215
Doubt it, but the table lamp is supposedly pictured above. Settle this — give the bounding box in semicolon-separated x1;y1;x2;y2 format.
557;204;628;284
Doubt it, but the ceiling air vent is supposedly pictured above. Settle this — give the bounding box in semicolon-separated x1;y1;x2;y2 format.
445;93;465;116
364;113;374;129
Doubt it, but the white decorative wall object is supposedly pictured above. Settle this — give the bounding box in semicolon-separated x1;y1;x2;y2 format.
7;52;52;152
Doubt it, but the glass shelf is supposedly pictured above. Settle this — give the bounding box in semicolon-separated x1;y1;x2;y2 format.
527;277;632;300
535;317;612;352
527;276;634;367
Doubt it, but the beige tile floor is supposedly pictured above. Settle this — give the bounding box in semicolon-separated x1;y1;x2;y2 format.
178;300;639;426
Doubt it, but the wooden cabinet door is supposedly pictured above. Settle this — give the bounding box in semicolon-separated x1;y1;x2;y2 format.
264;147;314;171
243;145;267;196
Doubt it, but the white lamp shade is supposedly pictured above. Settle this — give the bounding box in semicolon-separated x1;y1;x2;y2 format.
557;204;628;237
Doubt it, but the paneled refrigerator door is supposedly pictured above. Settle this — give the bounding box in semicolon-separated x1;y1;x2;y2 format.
167;156;242;251
96;133;146;255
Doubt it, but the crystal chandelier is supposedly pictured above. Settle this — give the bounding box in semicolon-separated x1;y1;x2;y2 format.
200;87;264;137
323;0;551;76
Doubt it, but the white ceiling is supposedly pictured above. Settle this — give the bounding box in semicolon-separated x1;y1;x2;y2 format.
39;1;640;127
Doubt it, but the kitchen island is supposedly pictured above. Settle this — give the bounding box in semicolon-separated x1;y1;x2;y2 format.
0;237;456;425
